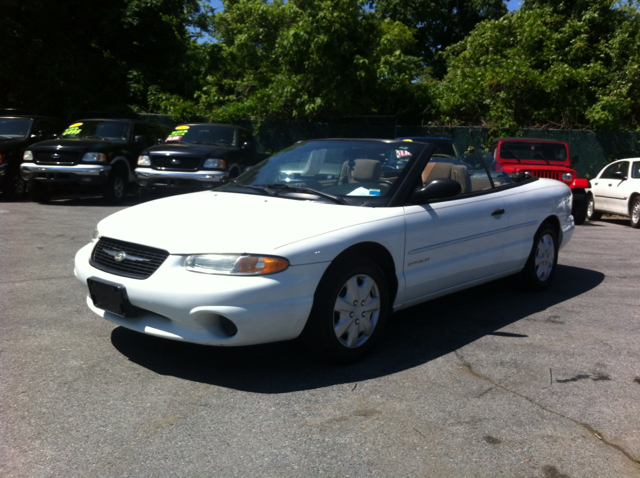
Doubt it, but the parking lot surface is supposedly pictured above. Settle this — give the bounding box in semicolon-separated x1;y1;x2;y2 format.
1;195;639;477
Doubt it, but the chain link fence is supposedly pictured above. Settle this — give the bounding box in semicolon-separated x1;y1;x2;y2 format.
244;121;640;179
141;115;640;180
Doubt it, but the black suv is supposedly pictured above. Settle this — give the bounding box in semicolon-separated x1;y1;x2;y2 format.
21;119;170;203
0;116;63;200
135;123;261;197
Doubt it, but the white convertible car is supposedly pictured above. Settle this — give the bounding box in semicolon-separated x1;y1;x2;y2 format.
75;139;574;362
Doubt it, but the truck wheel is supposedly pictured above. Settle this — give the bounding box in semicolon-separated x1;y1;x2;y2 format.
104;168;126;204
630;197;640;228
4;171;26;201
587;195;602;221
301;256;389;363
521;222;558;291
572;192;587;225
27;182;49;203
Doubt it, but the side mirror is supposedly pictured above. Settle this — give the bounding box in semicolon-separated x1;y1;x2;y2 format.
571;155;580;166
134;135;145;144
156;138;163;145
613;170;627;180
411;178;462;203
242;141;255;150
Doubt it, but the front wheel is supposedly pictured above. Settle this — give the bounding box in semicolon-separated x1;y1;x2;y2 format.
572;192;587;225
301;256;389;363
4;171;26;200
521;223;558;291
587;195;602;221
630;197;640;228
27;181;49;203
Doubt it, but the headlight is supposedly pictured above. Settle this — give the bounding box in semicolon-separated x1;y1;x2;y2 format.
83;152;107;162
203;158;226;168
92;227;101;243
561;172;573;181
138;155;151;166
23;150;33;161
184;254;289;275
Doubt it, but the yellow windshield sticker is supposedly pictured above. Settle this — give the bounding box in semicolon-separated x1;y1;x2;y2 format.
175;125;189;130
69;122;83;127
63;125;82;135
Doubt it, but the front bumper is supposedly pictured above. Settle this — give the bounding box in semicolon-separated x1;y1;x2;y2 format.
74;242;328;346
136;168;229;190
21;163;112;186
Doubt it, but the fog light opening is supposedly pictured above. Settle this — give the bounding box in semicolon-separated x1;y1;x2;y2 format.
219;316;238;337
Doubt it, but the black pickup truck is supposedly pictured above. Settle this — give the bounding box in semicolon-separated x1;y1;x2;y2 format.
0;116;63;200
21;118;170;203
135;123;262;197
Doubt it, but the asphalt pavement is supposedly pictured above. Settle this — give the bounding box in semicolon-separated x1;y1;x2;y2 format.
1;194;639;477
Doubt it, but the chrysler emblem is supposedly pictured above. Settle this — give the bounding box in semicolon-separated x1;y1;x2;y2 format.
51;153;60;159
103;248;150;263
114;251;126;262
171;158;181;165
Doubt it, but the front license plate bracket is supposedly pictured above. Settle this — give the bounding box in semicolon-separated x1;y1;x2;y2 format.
87;277;137;318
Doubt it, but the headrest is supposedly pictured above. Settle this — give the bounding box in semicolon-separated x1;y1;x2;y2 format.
351;159;381;182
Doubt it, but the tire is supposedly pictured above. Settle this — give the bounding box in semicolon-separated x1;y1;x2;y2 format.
104;168;126;204
521;223;559;291
301;256;389;363
4;171;26;201
572;192;587;225
27;181;50;203
630;197;640;228
587;195;602;221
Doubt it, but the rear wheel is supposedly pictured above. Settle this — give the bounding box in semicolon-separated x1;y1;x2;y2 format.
27;181;49;203
522;223;558;291
104;168;126;204
587;195;602;221
301;256;389;363
630;197;640;228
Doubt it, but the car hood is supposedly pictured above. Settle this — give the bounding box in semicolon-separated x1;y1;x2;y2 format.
146;143;231;156
97;191;397;255
30;138;123;152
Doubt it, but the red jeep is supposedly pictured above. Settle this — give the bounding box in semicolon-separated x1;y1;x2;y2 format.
489;138;589;224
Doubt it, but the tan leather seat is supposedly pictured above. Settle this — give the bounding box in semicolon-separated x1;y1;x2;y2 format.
340;159;381;183
421;161;471;194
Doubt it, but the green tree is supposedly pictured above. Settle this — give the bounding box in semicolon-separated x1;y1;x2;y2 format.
186;0;427;124
369;0;508;77
0;0;212;120
435;0;640;134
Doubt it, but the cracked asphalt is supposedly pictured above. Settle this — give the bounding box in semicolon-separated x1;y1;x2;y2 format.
1;195;639;477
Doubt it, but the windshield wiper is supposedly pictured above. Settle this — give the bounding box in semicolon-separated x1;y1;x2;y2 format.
501;145;521;163
533;152;551;164
260;183;346;204
83;135;111;141
229;179;277;195
191;141;226;146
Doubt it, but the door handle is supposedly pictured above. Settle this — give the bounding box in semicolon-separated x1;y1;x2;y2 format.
491;208;505;216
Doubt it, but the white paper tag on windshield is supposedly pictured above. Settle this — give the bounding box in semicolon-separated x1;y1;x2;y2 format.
347;187;381;196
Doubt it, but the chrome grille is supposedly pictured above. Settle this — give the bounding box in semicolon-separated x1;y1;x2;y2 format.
531;170;561;180
34;151;80;164
152;155;201;170
90;237;169;279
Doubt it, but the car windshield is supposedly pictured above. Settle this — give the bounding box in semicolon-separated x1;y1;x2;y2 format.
499;141;567;162
0;118;32;139
219;139;427;201
61;120;130;141
165;124;237;146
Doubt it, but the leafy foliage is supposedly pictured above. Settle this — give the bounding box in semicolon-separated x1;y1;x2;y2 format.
183;0;427;124
369;0;507;77
435;0;640;133
0;0;212;119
